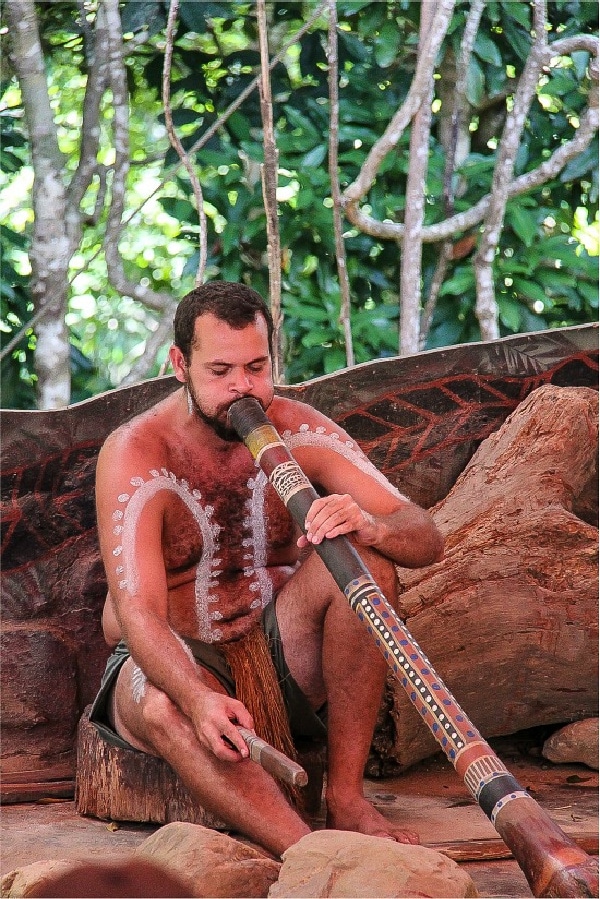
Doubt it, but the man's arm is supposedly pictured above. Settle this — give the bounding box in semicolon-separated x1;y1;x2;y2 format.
286;407;443;568
301;493;443;568
95;432;252;760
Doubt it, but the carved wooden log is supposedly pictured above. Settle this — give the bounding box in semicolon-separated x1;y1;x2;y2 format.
370;385;599;774
75;707;225;827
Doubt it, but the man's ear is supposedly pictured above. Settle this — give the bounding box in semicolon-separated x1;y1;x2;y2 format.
169;345;187;383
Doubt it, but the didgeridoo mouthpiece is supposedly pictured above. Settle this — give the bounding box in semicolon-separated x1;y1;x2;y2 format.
227;397;270;441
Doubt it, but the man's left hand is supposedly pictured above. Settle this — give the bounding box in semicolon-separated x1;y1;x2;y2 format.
298;494;379;547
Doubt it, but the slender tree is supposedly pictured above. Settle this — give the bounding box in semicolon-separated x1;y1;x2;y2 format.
2;1;597;406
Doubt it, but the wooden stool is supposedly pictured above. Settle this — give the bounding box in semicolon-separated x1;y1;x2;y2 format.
75;706;325;826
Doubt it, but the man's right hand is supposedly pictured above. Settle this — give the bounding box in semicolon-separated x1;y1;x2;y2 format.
191;691;254;761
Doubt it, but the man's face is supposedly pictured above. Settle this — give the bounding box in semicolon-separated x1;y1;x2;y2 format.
170;312;274;441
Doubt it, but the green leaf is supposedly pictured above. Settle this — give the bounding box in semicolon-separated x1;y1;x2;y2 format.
324;348;347;374
485;2;501;24
507;205;539;247
560;144;598;183
466;58;485;107
440;267;476;297
302;328;335;348
474;33;502;67
284;107;320;141
539;71;577;98
502;20;532;62
158;197;196;223
577;281;599;307
571;51;591;81
512;278;548;303
538;237;596;272
337;30;371;63
374;22;402;69
158;109;200;127
295;187;316;211
498;297;522;331
227;112;252;142
301;145;327;168
502;2;531;29
284;302;330;323
179;3;236;29
536;269;576;292
428;318;465;349
120;0;164;35
337;1;373;15
0;151;25;173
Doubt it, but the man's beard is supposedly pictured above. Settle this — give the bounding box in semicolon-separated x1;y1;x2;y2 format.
185;381;243;442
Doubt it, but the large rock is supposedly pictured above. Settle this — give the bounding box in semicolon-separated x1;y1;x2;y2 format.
135;822;281;897
1;626;79;796
268;830;478;898
542;718;599;770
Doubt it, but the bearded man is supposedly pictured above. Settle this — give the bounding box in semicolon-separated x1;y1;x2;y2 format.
91;281;444;857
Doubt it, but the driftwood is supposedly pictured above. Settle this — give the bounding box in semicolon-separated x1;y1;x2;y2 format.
370;384;599;774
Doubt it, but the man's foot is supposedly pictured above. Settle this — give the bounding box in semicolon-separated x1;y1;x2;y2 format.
325;795;420;845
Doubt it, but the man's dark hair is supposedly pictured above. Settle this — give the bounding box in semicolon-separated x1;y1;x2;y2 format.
174;281;274;363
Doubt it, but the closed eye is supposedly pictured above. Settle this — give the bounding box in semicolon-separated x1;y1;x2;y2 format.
248;361;267;373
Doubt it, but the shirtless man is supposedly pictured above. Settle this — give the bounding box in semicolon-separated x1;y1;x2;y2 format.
91;281;444;858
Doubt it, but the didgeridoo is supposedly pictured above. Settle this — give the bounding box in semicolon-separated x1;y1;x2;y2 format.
227;397;598;899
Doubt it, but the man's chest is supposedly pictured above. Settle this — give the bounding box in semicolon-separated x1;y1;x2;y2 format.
156;461;295;572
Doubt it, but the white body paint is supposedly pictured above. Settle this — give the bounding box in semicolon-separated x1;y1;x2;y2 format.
109;425;402;656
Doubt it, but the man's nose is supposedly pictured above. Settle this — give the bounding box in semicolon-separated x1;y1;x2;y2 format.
229;370;252;393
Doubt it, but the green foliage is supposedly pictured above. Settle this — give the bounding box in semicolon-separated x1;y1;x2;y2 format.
1;229;36;409
1;0;597;408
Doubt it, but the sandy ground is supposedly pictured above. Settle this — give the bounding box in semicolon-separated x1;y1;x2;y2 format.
2;742;597;898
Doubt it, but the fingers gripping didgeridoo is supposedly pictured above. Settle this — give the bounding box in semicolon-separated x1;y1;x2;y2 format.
227;397;598;899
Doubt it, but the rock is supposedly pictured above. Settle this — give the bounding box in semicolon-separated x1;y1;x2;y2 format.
268;830;478;898
135;822;281;897
0;857;190;898
2;860;75;898
542;718;599;770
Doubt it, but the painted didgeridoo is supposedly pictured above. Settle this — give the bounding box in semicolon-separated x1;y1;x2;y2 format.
227;397;598;899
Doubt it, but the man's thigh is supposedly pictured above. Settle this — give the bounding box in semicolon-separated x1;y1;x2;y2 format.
274;549;340;707
274;542;398;705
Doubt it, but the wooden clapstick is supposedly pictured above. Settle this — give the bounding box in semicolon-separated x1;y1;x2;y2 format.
237;727;308;787
227;397;598;899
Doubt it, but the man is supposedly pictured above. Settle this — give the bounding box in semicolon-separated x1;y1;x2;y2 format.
91;281;444;858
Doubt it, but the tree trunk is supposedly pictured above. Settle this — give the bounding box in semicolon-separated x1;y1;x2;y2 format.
399;0;436;356
5;0;71;409
370;384;599;774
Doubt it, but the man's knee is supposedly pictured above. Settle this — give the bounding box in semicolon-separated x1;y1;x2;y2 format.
352;542;399;602
141;687;180;741
114;673;182;755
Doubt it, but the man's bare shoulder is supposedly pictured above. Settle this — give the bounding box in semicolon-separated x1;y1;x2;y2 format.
99;390;181;462
269;395;407;502
269;395;338;433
